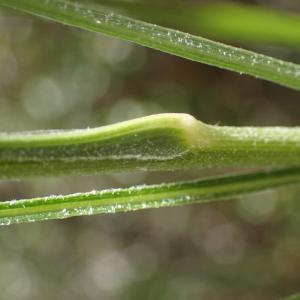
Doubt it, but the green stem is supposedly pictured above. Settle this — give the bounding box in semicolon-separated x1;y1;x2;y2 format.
1;0;300;90
1;167;300;225
1;114;300;178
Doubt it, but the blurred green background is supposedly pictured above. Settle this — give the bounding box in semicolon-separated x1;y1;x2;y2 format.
1;0;300;299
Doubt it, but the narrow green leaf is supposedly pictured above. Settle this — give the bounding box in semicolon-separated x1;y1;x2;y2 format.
1;0;300;90
1;114;300;179
99;1;300;49
1;167;300;225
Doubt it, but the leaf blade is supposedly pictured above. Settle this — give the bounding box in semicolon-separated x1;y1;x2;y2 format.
1;0;300;90
1;167;300;225
100;1;300;49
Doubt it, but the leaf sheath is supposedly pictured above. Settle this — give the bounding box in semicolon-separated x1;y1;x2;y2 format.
1;114;300;178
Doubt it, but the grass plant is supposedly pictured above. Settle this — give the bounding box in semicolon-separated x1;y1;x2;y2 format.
0;0;299;231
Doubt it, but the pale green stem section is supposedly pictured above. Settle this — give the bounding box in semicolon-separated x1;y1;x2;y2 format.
1;167;300;225
1;114;300;178
1;0;300;90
